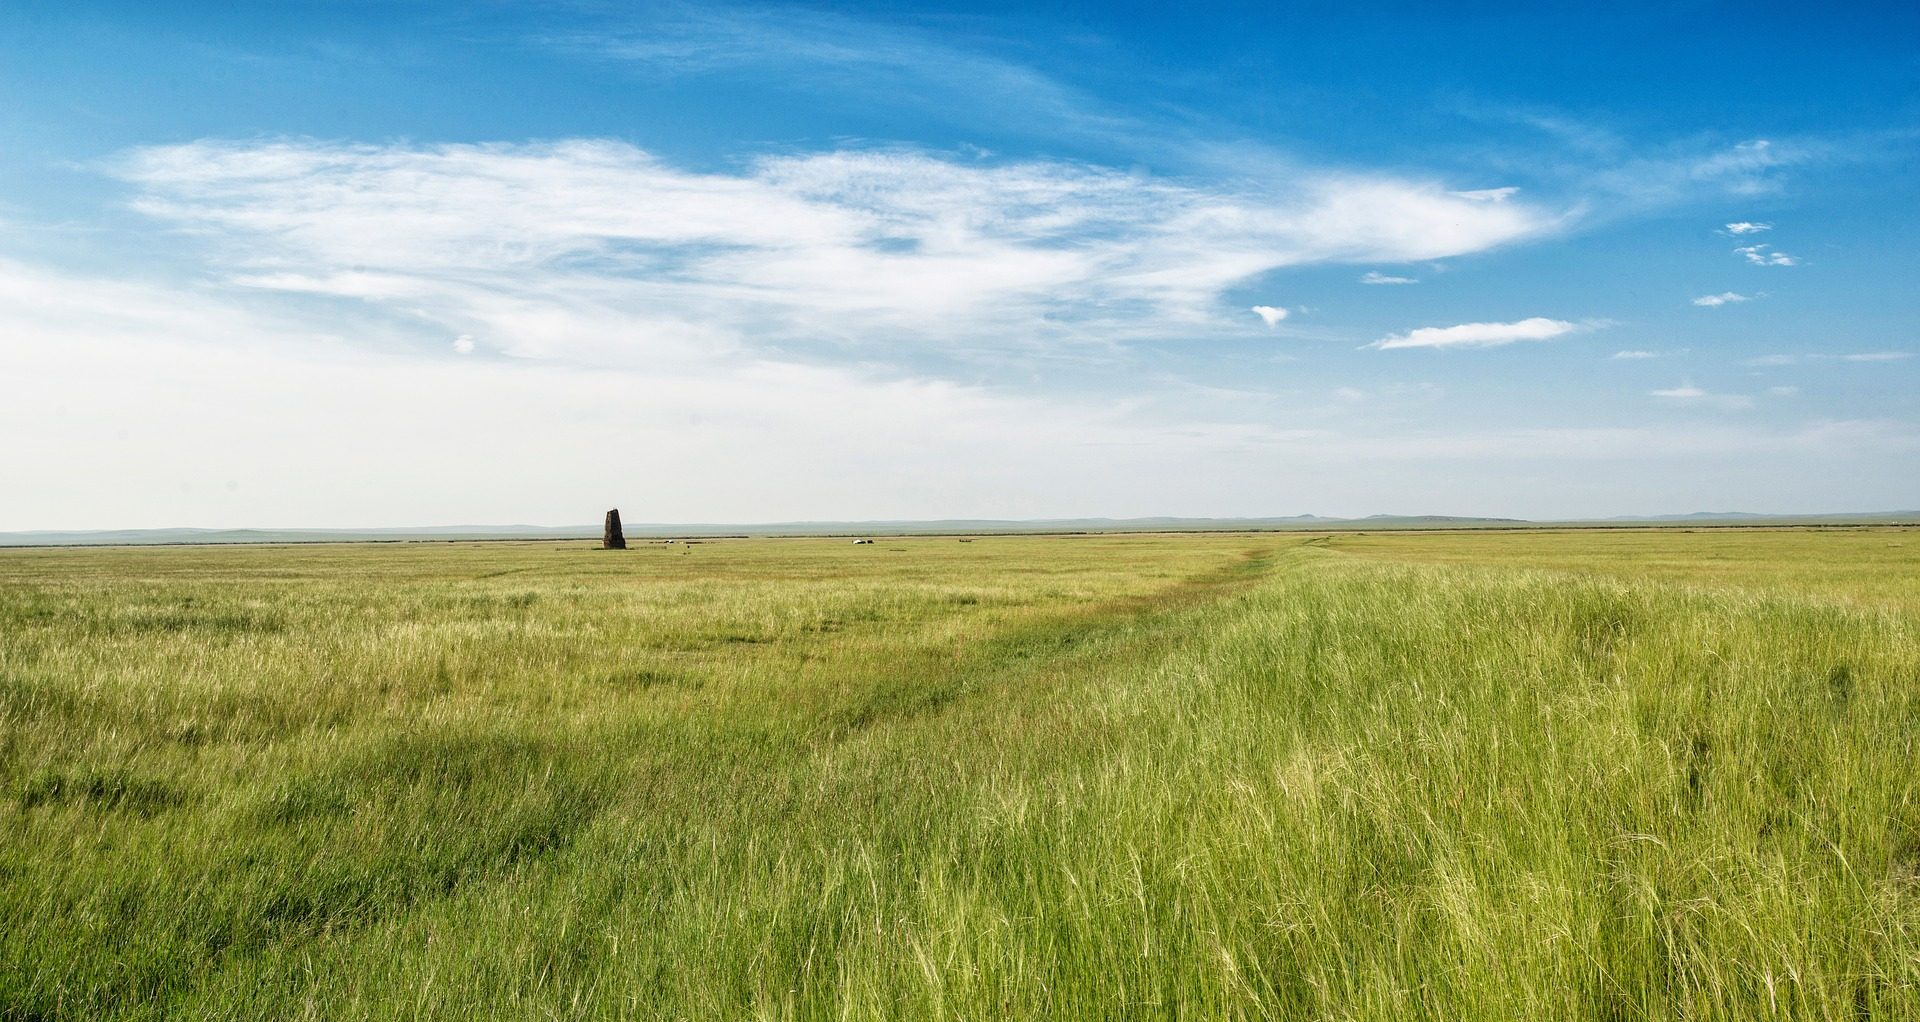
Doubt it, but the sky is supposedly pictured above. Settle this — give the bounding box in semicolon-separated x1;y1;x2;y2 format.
1;1;1916;529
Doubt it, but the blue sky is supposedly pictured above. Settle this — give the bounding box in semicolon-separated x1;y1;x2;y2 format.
2;1;1916;528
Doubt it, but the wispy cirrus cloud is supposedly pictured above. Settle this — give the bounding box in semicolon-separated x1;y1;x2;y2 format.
1692;291;1753;307
1745;351;1913;366
1368;316;1588;351
539;4;1132;145
117;139;1559;365
1585;138;1808;209
1722;221;1771;235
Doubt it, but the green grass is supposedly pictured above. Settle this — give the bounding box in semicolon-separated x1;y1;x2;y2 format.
2;530;1917;1019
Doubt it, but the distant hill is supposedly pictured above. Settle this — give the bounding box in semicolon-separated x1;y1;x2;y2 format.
1358;514;1529;525
4;511;1916;547
1601;511;1772;522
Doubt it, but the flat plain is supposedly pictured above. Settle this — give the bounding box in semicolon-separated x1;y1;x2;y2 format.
3;528;1917;1020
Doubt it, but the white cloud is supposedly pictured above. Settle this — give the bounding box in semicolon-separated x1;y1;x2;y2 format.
1370;317;1583;351
1359;271;1418;285
451;334;475;355
1651;383;1754;410
1611;350;1659;360
1250;305;1289;326
114;139;1558;365
1692;291;1751;307
1768;385;1800;396
1841;351;1912;362
1735;244;1798;267
1723;221;1772;235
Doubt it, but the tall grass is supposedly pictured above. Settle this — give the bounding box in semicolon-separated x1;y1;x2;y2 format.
2;531;1916;1019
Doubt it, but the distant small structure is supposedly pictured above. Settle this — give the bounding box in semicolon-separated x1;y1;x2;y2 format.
852;538;874;545
603;509;626;550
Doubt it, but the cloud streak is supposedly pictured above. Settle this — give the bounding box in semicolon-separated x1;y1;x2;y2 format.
1369;317;1584;351
1651;383;1756;410
1360;270;1418;285
1746;351;1913;366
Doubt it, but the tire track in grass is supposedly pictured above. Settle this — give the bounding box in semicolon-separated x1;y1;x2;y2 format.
807;544;1284;742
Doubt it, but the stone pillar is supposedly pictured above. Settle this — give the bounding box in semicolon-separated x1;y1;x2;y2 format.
603;509;626;550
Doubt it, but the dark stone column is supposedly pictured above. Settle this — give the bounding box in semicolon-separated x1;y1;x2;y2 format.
603;509;627;550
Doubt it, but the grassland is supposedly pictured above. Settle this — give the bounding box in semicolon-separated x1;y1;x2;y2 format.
3;529;1917;1020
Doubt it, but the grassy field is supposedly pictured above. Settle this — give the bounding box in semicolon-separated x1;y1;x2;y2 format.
3;529;1917;1020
